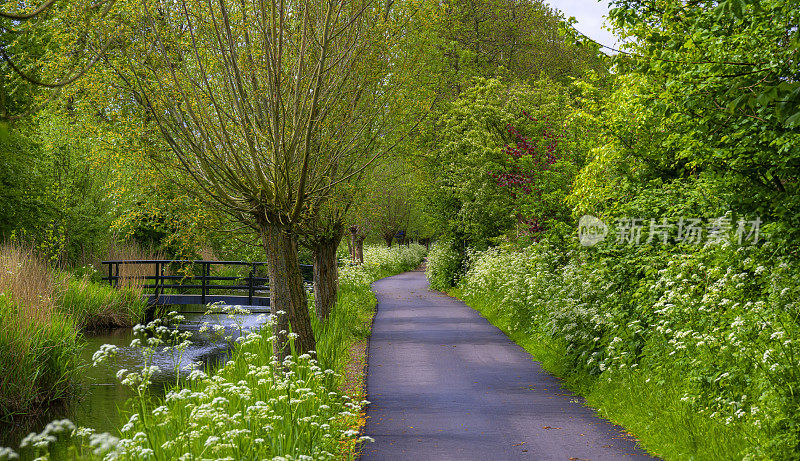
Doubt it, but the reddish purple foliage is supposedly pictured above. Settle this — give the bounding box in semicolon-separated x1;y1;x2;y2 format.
490;113;565;234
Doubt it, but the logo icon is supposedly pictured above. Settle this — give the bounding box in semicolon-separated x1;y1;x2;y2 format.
578;215;608;247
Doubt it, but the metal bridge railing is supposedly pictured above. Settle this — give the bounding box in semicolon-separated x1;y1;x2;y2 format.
101;260;313;305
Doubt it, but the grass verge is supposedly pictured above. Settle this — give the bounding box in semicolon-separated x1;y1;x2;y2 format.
315;243;427;457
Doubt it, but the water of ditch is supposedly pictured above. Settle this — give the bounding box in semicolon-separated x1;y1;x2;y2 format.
0;305;270;450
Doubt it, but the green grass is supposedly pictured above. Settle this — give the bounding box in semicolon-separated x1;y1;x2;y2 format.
312;279;376;374
57;277;148;330
0;293;82;420
449;287;753;460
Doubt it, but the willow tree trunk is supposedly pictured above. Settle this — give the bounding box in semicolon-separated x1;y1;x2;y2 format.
356;236;365;264
261;223;316;360
383;234;393;248
312;229;344;320
349;226;360;263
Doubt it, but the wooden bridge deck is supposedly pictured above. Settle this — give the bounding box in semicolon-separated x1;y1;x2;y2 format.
145;294;270;307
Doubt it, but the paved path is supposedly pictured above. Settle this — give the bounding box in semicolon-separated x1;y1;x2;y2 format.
361;271;655;461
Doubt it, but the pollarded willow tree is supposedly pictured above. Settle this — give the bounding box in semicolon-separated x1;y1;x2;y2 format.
299;191;351;320
371;164;413;248
119;0;412;357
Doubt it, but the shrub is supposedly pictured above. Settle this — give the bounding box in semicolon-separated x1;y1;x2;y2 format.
425;241;464;290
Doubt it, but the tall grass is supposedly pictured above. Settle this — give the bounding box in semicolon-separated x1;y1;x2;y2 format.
57;278;147;330
312;280;375;374
0;243;56;323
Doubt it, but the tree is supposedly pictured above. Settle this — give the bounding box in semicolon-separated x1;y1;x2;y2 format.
299;193;350;320
371;167;413;248
0;0;116;120
347;217;371;264
115;0;412;357
422;78;576;248
425;0;607;97
490;112;577;239
608;0;800;246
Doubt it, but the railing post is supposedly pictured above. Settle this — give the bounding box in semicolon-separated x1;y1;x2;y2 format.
154;262;160;297
201;262;208;305
248;263;255;305
103;259;279;306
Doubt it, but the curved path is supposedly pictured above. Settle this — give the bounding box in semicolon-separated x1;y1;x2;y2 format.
361;271;655;461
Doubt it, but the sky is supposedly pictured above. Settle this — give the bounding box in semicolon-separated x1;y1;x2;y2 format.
545;0;620;50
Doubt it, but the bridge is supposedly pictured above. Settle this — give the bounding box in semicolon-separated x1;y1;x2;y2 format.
101;260;313;308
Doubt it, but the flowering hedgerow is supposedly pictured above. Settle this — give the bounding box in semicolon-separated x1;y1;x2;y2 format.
337;244;425;289
425;241;463;290
357;244;427;277
450;241;800;459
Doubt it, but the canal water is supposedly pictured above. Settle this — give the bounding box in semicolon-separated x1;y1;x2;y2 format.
0;305;270;449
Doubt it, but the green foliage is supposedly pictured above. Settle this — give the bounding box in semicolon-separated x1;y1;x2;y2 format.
353;243;427;280
0;123;45;242
607;0;800;246
0;108;118;266
422;0;607;98
422;78;582;248
1;16;220;266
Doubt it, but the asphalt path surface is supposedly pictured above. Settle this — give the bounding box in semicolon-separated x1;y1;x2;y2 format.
361;270;656;461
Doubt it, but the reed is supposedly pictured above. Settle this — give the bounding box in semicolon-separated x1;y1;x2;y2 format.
0;244;81;418
0;242;149;420
56;277;147;330
0;243;56;326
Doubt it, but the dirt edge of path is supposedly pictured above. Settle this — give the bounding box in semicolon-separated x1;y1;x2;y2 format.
339;290;381;460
